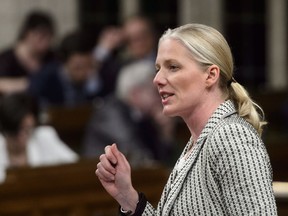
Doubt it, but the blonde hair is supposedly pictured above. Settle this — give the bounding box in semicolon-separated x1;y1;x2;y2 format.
160;23;266;135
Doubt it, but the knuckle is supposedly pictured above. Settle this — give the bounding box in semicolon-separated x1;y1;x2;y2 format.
104;145;110;152
99;154;105;161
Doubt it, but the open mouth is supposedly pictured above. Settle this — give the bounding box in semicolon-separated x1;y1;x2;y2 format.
160;93;174;100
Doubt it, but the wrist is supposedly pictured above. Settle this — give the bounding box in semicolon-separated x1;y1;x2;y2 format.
117;188;139;214
119;192;147;216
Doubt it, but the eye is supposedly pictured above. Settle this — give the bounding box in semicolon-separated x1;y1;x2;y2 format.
169;64;180;72
155;66;160;73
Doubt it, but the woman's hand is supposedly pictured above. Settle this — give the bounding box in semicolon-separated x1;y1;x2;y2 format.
96;144;139;212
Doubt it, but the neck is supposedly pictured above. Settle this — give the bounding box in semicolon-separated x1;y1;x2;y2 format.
6;136;28;167
183;94;224;142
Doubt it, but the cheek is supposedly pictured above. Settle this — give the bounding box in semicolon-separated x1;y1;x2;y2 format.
172;76;206;109
172;76;194;97
36;38;51;50
175;71;206;95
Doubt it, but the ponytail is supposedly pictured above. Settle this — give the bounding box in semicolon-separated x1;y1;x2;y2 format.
228;82;266;135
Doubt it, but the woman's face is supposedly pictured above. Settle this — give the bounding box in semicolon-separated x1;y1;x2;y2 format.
154;38;208;118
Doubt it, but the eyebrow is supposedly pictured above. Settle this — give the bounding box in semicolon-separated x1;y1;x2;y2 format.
156;58;179;66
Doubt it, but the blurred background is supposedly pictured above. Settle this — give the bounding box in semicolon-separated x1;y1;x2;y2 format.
0;0;286;177
0;0;287;215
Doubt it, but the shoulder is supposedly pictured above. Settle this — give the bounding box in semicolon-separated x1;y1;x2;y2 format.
33;126;58;138
0;49;19;74
38;62;61;78
213;115;260;142
206;115;265;158
29;62;63;92
29;126;78;164
92;96;126;118
31;126;70;152
0;48;15;59
0;49;19;69
31;126;61;146
204;116;272;178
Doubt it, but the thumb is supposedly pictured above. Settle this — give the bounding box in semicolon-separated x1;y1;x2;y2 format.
111;143;127;165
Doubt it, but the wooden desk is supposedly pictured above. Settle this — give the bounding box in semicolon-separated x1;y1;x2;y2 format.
0;159;169;216
1;158;287;216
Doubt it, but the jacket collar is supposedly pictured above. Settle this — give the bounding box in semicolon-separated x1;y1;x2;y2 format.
162;100;237;215
179;100;237;157
197;99;237;141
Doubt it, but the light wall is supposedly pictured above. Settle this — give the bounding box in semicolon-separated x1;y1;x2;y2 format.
0;0;78;49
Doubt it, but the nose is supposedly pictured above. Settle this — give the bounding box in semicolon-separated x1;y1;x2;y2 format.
153;70;166;87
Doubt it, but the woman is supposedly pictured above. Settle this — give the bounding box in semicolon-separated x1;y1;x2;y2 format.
0;93;78;183
96;24;277;215
0;11;55;94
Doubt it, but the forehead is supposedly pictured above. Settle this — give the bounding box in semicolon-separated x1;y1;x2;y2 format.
125;19;149;33
156;38;192;62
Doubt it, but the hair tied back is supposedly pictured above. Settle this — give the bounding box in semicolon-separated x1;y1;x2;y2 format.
228;77;237;86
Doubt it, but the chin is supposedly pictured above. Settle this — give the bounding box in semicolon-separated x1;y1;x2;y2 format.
162;106;179;117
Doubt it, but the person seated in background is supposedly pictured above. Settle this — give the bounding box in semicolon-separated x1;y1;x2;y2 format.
82;60;175;166
92;26;124;97
122;14;157;63
91;15;157;97
28;30;97;107
93;14;157;66
0;93;78;183
0;11;55;94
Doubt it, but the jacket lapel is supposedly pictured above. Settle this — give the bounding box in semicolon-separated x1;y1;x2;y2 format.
162;136;207;215
162;100;237;215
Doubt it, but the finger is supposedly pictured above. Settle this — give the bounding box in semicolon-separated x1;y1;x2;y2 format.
104;145;117;165
96;162;115;181
99;154;116;175
111;144;128;165
96;169;113;183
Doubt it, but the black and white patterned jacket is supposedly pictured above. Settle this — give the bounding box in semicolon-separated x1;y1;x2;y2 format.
134;100;277;215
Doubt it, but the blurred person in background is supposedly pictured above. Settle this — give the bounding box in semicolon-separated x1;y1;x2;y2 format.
90;15;157;97
92;26;124;97
0;11;55;94
28;30;97;107
0;93;78;183
122;15;157;63
83;60;175;166
93;14;157;66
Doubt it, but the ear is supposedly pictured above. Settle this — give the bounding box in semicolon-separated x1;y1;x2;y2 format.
205;65;220;87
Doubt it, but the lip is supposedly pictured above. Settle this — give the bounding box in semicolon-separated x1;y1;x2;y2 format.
159;91;174;105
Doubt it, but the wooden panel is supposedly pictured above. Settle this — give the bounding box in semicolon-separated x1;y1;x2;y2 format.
46;104;94;152
0;159;169;216
1;157;286;215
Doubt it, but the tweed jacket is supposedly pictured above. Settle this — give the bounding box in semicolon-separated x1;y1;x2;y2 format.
142;100;277;215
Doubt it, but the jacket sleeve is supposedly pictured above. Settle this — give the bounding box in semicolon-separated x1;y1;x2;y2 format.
118;193;152;216
119;186;169;216
210;122;277;215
